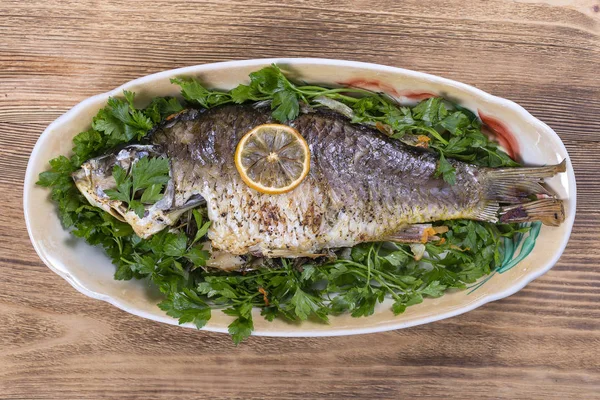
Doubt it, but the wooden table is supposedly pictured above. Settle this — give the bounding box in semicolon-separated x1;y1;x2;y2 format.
1;1;599;398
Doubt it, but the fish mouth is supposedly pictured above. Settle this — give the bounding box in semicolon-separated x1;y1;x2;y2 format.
72;144;205;238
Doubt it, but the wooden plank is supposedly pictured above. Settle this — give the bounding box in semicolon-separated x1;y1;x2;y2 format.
0;0;598;398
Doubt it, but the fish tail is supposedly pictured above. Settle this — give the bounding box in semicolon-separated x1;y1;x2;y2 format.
476;160;566;226
498;199;565;226
484;160;566;202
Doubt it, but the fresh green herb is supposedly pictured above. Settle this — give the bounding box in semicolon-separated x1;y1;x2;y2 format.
104;156;170;218
174;64;372;124
435;152;456;186
144;97;184;124
170;77;233;109
92;91;154;145
191;209;211;245
158;289;212;330
37;65;525;344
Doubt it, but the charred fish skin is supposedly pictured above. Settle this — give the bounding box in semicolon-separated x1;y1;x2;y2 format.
149;105;491;256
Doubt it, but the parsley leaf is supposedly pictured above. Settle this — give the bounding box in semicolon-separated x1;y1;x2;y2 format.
392;301;407;315
435;152;456;185
131;156;170;189
288;287;326;321
170;77;233;108
440;111;471;135
93;94;154;145
71;130;105;166
412;97;448;125
222;303;254;345
143;97;183;123
271;90;300;122
185;246;209;267
158;290;211;329
191;209;211;245
420;281;447;298
163;232;188;258
140;184;164;203
105;156;170;218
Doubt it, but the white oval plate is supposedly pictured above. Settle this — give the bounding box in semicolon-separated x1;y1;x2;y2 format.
24;58;576;337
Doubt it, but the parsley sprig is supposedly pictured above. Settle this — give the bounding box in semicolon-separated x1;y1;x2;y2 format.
104;156;170;218
172;65;373;124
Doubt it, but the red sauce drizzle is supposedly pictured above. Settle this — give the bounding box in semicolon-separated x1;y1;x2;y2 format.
397;91;437;101
478;110;520;161
338;78;437;101
338;78;399;97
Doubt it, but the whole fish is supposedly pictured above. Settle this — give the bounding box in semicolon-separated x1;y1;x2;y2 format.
73;104;565;264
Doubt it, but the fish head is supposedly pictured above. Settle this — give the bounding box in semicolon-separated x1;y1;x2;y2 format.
72;144;204;239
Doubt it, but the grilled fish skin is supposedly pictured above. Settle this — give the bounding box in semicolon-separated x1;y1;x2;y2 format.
73;104;565;258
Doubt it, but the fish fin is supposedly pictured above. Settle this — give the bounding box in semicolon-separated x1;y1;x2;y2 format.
499;199;565;226
480;160;566;226
165;194;206;214
484;160;566;203
473;202;500;223
383;224;448;244
259;249;329;258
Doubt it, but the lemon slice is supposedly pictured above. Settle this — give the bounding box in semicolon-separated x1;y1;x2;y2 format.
235;124;310;194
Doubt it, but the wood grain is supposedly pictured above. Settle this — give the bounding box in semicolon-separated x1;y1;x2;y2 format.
1;0;599;398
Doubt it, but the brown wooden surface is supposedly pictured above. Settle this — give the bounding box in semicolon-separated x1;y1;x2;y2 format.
1;0;599;399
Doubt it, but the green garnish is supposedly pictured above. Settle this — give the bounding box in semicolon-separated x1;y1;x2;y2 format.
37;64;526;344
104;156;170;218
